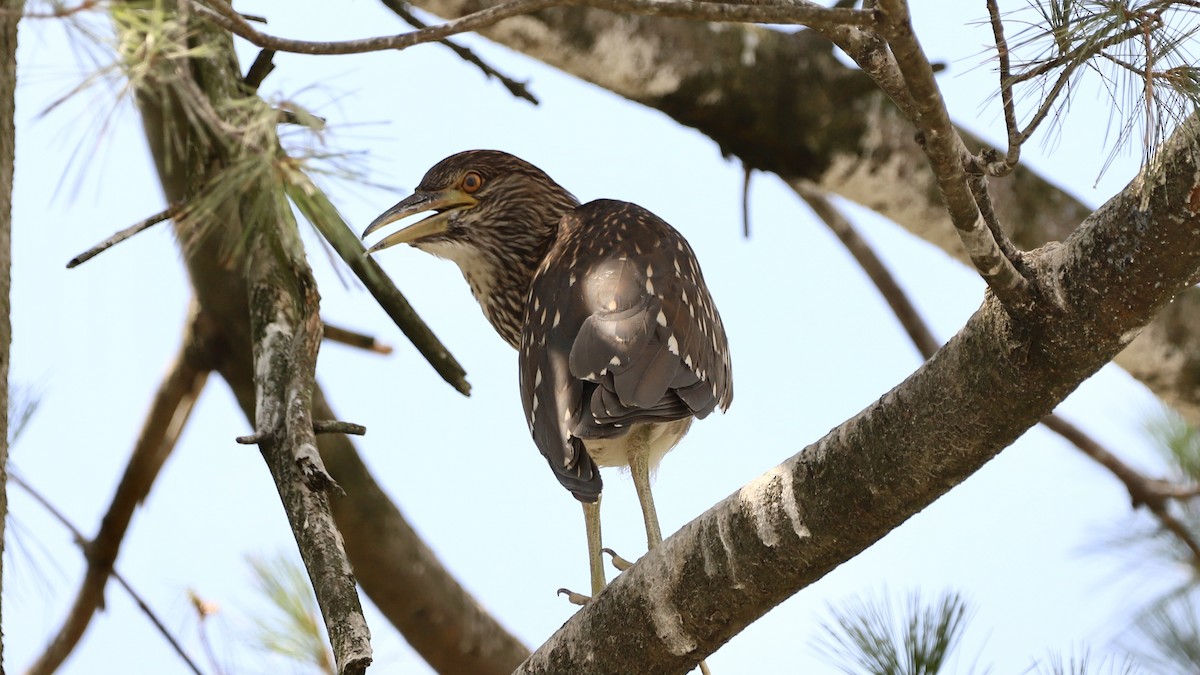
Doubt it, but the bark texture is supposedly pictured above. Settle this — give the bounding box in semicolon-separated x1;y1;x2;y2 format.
398;0;1200;426
516;114;1200;674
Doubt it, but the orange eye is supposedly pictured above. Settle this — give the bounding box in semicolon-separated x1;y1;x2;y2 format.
461;171;483;193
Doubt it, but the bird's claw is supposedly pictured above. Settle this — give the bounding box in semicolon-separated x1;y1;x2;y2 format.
602;547;635;571
556;588;592;606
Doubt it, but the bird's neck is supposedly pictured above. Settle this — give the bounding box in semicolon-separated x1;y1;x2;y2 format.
427;218;561;349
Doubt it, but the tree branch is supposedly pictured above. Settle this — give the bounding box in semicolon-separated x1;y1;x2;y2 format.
795;181;940;359
517;112;1200;673
380;0;538;104
242;199;373;672
0;0;20;666
799;180;1200;572
26;312;211;675
321;322;393;355
284;173;470;395
875;0;1030;310
66;204;177;268
391;0;1200;430
192;0;873;56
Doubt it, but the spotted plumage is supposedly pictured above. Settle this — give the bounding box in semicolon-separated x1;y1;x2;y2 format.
362;149;733;504
521;200;732;501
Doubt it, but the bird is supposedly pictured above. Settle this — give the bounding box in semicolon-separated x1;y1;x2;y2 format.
362;149;733;609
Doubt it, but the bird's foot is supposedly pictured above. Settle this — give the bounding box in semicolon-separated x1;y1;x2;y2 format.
601;547;636;571
556;588;592;606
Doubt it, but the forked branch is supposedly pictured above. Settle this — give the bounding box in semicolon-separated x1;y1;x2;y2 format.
875;0;1030;310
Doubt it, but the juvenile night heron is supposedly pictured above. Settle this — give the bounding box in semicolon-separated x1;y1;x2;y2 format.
363;150;733;605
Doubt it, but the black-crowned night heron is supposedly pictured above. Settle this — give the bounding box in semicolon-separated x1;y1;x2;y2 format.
363;150;733;609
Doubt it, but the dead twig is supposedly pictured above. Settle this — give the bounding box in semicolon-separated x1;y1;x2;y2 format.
66;204;178;269
322;322;393;354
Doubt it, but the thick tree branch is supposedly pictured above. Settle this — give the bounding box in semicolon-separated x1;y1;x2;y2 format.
26;312;211;675
800;180;1200;571
518;113;1200;673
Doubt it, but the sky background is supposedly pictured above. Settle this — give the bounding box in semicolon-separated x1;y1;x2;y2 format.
3;1;1188;673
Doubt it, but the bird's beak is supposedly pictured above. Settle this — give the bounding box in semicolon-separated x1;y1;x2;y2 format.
361;188;478;254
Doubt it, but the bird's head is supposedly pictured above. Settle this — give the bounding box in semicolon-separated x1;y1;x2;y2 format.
362;149;578;262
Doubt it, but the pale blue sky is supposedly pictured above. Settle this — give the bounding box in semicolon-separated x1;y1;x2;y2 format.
4;1;1182;673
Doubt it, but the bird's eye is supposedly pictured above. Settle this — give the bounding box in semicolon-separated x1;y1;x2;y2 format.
461;171;483;194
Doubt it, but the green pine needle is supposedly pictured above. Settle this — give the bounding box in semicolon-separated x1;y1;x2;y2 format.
814;589;977;675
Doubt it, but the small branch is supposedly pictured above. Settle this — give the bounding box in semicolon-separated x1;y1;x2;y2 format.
66;204;177;268
243;48;275;90
794;181;939;358
1041;414;1200;564
12;471;207;675
313;420;366;436
875;0;1031;311
322;322;393;354
283;169;470;395
235;431;269;445
986;0;1020;171
968;174;1023;267
26;316;211;675
17;0;99;19
191;0;875;57
380;0;538;104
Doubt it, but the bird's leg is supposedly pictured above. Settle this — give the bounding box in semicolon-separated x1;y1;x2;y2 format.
628;448;663;549
584;498;606;597
631;442;714;675
558;498;606;606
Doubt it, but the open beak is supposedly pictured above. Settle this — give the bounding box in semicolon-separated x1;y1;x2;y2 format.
362;188;478;254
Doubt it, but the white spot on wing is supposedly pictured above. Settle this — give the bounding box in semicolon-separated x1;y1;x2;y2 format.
657;310;668;327
667;334;679;355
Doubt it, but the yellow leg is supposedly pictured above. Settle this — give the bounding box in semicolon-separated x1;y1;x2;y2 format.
628;449;662;549
630;446;712;675
584;498;606;597
557;498;607;605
